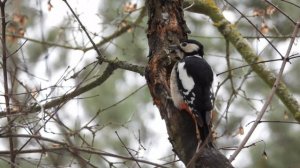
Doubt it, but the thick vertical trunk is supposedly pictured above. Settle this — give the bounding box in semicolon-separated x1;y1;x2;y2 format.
145;0;233;167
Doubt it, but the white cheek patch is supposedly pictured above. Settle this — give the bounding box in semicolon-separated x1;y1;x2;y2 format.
177;62;195;93
182;43;199;53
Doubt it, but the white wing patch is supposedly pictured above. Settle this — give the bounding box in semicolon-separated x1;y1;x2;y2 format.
177;62;195;94
170;63;184;109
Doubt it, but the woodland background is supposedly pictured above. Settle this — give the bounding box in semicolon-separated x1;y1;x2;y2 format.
0;0;299;167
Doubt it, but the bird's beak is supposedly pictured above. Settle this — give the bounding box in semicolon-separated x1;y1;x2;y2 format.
168;44;179;52
168;44;182;60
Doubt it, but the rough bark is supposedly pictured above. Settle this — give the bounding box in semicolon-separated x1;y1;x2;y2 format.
145;0;233;167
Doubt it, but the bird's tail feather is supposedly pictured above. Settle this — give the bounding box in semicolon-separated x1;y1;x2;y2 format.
198;110;213;147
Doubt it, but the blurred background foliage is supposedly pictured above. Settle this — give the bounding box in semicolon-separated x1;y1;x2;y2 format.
0;0;299;167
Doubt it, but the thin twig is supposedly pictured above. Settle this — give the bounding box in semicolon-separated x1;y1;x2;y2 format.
7;39;28;58
192;35;300;39
263;0;296;25
224;0;285;59
0;62;145;118
0;146;168;168
186;130;214;168
4;33;299;50
2;7;145;53
219;140;264;151
115;131;142;168
280;0;300;9
217;54;300;76
81;84;146;130
246;120;300;126
0;134;67;145
62;0;104;59
0;1;15;167
0;65;115;118
85;7;146;52
229;18;300;162
0;158;21;168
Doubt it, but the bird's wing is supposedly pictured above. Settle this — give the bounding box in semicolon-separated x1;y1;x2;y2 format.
176;56;213;124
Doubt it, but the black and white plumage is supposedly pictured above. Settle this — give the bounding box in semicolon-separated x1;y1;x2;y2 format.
170;39;214;145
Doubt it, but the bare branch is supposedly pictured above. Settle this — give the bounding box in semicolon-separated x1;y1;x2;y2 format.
0;146;168;168
280;0;300;9
216;56;300;76
85;7;146;52
102;57;145;76
229;18;300;162
184;0;300;122
62;0;104;59
263;0;296;25
115;131;142;168
81;84;146;130
223;0;285;59
0;1;15;167
0;58;145;117
246;120;300;126
2;7;146;53
0;64;116;117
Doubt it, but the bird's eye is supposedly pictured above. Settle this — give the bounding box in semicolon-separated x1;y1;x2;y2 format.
181;42;187;47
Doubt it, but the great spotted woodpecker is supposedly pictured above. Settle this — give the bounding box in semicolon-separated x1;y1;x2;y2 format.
169;39;214;146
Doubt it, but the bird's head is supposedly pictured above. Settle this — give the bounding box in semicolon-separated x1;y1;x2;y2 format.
169;39;204;59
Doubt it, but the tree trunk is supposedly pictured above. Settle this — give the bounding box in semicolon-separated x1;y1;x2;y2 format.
145;0;234;167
